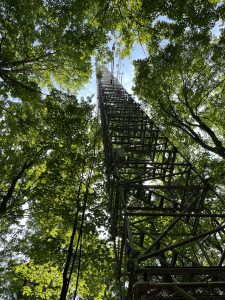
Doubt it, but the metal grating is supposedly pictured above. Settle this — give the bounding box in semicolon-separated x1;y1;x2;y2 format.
98;66;225;300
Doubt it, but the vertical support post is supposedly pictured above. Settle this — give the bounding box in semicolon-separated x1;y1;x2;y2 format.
98;66;225;299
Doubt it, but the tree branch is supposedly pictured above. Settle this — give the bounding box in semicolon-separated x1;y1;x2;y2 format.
0;51;56;70
0;160;33;213
181;79;225;158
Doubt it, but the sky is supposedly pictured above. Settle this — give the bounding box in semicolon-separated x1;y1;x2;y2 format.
77;16;223;105
77;42;147;104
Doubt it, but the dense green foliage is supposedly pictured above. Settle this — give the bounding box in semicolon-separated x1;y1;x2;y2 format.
132;1;225;188
0;0;225;299
134;31;225;156
0;93;116;298
0;0;114;96
0;1;116;297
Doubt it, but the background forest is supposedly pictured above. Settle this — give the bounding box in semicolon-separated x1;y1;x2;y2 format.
0;0;224;299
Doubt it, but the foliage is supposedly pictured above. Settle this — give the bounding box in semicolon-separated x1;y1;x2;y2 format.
0;0;119;298
0;0;114;97
1;0;225;299
109;0;225;56
0;90;117;298
134;29;225;158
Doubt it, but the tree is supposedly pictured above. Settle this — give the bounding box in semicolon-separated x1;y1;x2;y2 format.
0;91;118;299
133;29;225;160
0;1;120;298
1;0;225;298
109;0;224;56
0;0;114;100
0;85;120;299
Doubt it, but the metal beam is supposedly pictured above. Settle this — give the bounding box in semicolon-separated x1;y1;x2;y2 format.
97;65;225;299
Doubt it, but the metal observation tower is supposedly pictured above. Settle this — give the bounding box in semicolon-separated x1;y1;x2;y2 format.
97;66;225;300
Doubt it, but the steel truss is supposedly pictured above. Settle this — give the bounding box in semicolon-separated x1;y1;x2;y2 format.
98;66;225;300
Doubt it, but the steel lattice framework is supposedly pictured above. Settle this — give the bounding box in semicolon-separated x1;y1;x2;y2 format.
98;66;225;300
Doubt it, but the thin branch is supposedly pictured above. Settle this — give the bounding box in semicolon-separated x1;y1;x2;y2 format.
197;76;225;105
0;161;33;213
0;71;48;96
0;51;56;69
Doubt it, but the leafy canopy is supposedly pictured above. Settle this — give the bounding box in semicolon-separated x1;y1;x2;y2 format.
1;0;225;299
